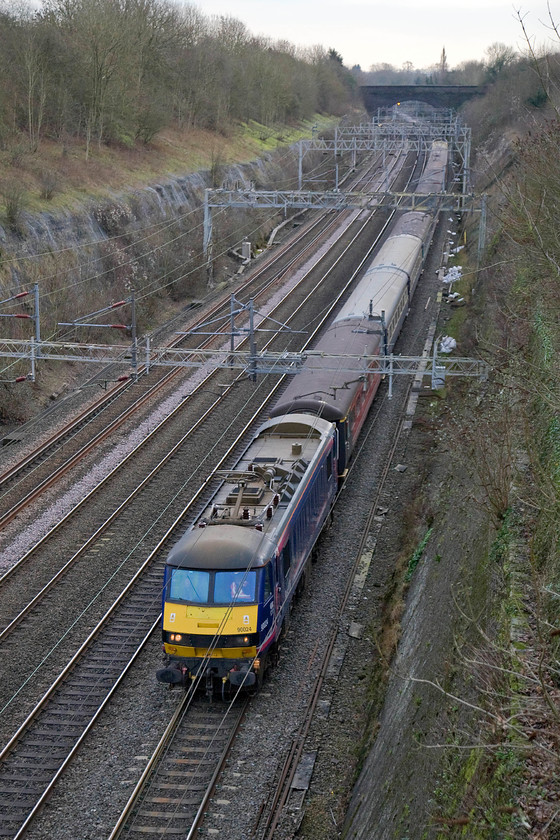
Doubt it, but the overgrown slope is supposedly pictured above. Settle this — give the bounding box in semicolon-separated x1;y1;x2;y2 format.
405;57;560;837
0;114;341;424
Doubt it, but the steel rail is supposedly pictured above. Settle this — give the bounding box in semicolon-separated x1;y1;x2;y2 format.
0;151;390;531
0;211;355;530
0;148;409;602
0;179;400;646
101;153;422;840
0;149;385;493
0;150;403;700
251;237;440;840
0;384;287;839
0;149;418;839
0;208;341;491
107;693;249;840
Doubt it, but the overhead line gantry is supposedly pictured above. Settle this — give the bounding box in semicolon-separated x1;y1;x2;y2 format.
0;337;489;395
203;114;479;268
1;111;486;393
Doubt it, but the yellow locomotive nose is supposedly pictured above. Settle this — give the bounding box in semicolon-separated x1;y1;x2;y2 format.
163;603;258;636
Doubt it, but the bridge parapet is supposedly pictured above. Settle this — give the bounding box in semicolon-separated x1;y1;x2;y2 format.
361;85;486;113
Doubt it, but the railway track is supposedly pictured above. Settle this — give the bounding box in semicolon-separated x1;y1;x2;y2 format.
106;323;424;840
251;371;417;840
0;392;276;840
0;145;415;635
0;155;411;731
0;148;394;530
108;694;249;839
97;153;450;840
0;147;426;838
0;208;351;531
0;146;411;615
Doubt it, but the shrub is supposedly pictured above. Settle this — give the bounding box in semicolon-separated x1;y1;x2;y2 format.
2;182;26;232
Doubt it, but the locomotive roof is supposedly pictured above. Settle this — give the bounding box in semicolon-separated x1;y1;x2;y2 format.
165;412;335;571
166;524;275;570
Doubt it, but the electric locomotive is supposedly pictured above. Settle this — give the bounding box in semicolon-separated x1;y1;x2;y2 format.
157;413;338;695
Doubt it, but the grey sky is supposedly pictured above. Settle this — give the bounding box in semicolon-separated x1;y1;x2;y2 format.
191;1;558;69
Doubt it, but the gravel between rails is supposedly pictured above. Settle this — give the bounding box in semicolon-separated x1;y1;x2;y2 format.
0;154;427;838
0;376;271;746
16;212;449;840
0;199;390;762
0;204;345;524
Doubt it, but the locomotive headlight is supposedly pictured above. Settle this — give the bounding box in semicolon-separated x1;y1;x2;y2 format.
170;633;183;642
230;633;257;646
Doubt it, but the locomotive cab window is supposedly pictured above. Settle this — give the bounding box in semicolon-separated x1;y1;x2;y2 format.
169;568;209;603
215;570;257;603
167;568;257;604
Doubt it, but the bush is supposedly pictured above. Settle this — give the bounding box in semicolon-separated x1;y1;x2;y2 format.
2;181;26;232
39;169;58;201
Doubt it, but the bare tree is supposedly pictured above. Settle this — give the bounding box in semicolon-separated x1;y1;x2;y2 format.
485;41;517;80
20;25;48;150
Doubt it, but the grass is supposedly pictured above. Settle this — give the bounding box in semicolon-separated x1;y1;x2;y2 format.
405;527;433;581
426;511;526;837
0;115;338;214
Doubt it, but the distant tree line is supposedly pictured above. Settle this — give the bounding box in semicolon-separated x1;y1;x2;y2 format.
354;42;518;86
0;0;357;156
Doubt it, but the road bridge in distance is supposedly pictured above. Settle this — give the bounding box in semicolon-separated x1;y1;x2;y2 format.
360;85;486;113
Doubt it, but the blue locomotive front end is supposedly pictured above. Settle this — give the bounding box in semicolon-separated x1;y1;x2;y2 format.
157;525;277;692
